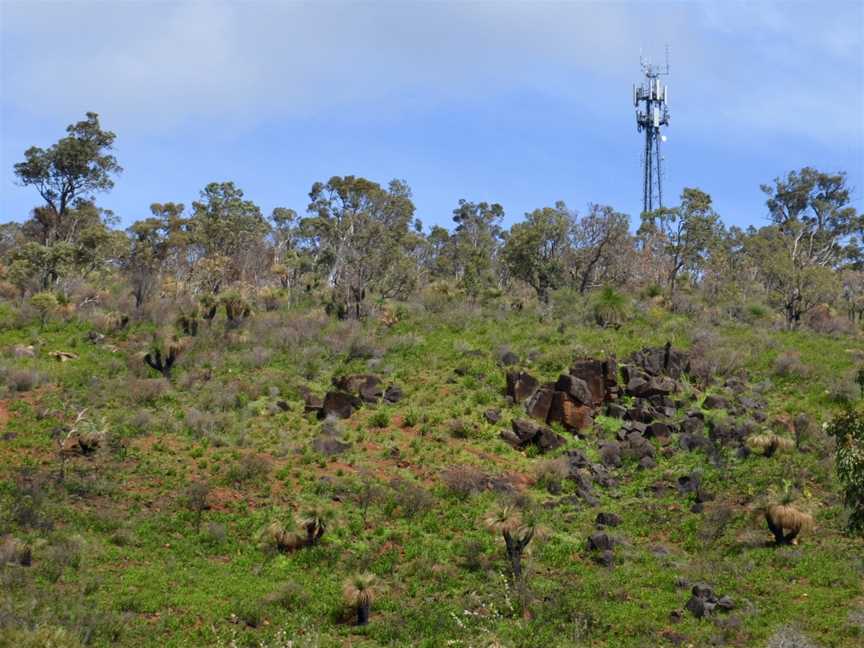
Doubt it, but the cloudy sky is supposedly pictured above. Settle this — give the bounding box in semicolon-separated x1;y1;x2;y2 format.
1;1;862;230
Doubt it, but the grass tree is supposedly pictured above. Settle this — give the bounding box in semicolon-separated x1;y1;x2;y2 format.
747;432;794;458
343;573;376;626
592;286;629;329
299;506;329;547
483;504;537;584
143;333;185;380
765;481;814;545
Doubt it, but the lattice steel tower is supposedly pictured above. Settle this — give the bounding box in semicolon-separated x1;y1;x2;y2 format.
633;52;670;213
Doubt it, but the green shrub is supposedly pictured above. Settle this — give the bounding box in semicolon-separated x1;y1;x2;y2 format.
368;410;390;428
592;287;629;328
827;407;864;534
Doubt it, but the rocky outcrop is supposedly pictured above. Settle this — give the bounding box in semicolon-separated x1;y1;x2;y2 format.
502;419;566;453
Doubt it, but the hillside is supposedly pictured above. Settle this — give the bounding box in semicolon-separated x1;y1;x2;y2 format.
1;296;863;648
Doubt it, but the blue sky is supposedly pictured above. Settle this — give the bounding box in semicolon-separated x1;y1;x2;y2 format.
1;1;862;232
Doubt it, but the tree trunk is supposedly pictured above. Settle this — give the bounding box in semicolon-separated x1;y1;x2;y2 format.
504;531;523;581
357;602;370;626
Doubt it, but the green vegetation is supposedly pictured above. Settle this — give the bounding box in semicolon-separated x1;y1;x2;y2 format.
0;112;863;647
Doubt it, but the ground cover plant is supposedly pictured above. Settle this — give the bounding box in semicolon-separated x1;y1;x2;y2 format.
1;112;863;647
1;293;863;648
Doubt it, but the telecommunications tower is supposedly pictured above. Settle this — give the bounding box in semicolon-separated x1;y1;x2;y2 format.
633;51;670;213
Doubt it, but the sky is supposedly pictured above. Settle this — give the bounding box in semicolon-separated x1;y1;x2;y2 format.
1;1;863;232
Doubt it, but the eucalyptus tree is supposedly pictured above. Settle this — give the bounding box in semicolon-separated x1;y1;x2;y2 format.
757;167;861;326
570;204;632;294
14;112;121;246
305;176;420;319
189;182;270;290
502;201;573;303
638;187;722;295
449;199;504;299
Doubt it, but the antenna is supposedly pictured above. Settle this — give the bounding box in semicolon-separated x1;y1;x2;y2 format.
633;47;670;214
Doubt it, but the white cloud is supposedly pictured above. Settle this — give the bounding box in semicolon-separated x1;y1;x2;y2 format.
1;0;861;146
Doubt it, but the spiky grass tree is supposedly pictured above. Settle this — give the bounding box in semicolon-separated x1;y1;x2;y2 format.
299;507;329;547
343;573;376;626
484;505;536;583
747;432;794;458
765;481;814;545
592;286;629;329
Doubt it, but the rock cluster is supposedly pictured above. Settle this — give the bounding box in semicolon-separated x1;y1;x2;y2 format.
500;419;566;453
506;357;619;434
684;583;734;619
302;374;403;420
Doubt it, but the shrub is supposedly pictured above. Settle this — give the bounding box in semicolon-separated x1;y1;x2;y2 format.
263;581;309;610
225;454;271;484
182;481;211;532
202;522;227;547
388;478;434;518
128;378;169;405
765;625;822;648
4;368;41;392
30;291;59;327
688;329;746;386
773;351;809;379
458;539;489;572
827;407;864;534
744;302;770;322
368;410;390;429
234;600;264;628
534;457;569;491
1;627;84;648
441;465;488;497
828;374;859;404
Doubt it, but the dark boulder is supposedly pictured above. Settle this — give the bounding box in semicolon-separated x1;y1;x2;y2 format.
526;387;555;421
383;384;404;404
300;387;324;414
679;433;711;452
587;531;615;551
685;584;733;619
508;419;564;453
639;455;657;469
677;472;702;494
680;417;704;436
703;394;728;410
628;344;690;379
500;351;520;366
606;403;627;419
595;512;621;528
548;391;593;432
568;358;618;405
555;374;594;405
506;370;539;403
484;408;501;424
499;429;522;448
599;441;622;468
536;427;567;453
647;421;672;440
320;391;360;419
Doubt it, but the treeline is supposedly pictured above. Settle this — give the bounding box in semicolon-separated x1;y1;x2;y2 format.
2;112;862;329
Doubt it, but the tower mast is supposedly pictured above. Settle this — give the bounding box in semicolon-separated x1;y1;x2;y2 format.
633;50;670;214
